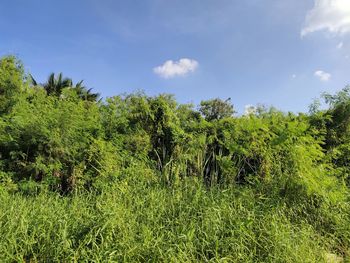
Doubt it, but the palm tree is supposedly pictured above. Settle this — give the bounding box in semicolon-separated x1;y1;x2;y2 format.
30;73;100;102
74;80;100;102
44;73;72;96
29;74;38;86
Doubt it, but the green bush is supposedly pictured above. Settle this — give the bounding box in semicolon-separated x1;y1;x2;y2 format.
0;55;349;261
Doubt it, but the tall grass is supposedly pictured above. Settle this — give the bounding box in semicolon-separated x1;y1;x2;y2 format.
0;172;348;262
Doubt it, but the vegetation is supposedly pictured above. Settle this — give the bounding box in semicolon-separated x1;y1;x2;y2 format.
0;55;350;262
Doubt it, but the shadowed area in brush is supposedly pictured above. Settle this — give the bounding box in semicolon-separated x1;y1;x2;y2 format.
0;56;350;262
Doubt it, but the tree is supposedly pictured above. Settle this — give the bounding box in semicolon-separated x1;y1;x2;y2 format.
31;73;100;102
42;73;72;96
199;98;235;121
0;56;25;115
74;80;100;102
324;87;350;184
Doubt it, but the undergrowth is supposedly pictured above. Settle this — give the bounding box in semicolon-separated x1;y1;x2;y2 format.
0;173;349;262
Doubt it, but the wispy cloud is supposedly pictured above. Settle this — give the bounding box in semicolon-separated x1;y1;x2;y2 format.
153;58;198;79
314;70;331;81
337;42;344;49
301;0;350;37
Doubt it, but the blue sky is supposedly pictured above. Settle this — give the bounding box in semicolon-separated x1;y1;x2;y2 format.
1;0;350;113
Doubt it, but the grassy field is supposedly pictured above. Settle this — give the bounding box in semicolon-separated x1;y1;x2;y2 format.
1;173;349;262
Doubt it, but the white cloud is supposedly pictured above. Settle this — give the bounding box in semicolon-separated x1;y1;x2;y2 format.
314;70;331;81
301;0;350;37
292;74;297;79
153;58;198;79
337;41;344;48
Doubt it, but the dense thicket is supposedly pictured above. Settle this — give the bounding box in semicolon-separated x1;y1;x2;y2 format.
1;55;350;262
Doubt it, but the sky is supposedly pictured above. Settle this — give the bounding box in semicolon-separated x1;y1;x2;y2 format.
1;0;350;114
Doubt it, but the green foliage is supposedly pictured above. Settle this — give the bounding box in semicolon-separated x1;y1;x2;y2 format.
0;56;25;114
199;97;235;121
309;86;350;185
0;76;116;193
0;55;350;261
0;177;348;262
30;72;100;101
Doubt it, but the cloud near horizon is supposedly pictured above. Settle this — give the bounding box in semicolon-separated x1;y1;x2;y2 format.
153;58;198;79
301;0;350;36
314;70;331;81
